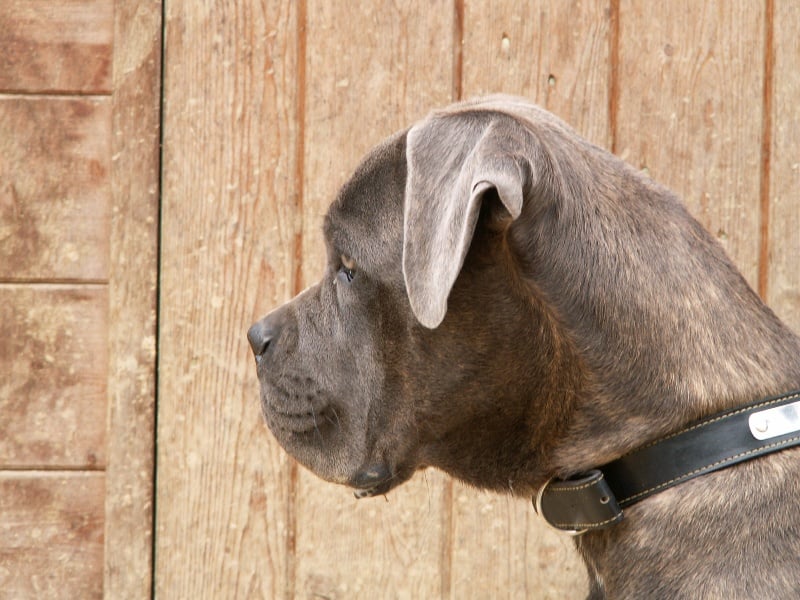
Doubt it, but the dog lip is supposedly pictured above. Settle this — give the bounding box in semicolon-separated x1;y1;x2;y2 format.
267;405;337;434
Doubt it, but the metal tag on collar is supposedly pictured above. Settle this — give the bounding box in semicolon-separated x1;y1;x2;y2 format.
748;398;800;441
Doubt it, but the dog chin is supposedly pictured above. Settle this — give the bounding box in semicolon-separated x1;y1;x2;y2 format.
347;461;420;498
260;408;375;488
348;462;394;498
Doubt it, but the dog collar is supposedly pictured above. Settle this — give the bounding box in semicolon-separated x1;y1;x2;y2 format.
535;389;800;535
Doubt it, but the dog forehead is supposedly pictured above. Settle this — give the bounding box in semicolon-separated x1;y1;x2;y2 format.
324;130;407;263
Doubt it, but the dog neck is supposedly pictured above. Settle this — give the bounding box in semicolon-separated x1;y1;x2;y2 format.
536;389;800;535
506;173;800;595
504;152;800;478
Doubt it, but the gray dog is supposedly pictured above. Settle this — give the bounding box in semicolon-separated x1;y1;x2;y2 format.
248;96;800;598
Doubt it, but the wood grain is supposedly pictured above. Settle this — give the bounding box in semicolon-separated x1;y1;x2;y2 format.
615;1;766;288
295;2;454;597
300;0;456;284
151;1;800;599
0;472;104;599
0;96;111;281
458;3;611;596
103;0;162;597
295;471;451;599
767;0;800;332
0;285;107;468
450;483;587;599
462;0;612;148
157;0;300;596
0;0;113;94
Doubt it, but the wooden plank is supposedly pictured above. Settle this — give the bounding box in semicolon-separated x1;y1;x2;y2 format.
615;0;765;288
0;96;111;281
0;472;104;599
295;2;455;597
295;471;450;599
103;0;162;597
458;3;610;597
462;0;612;147
300;0;456;283
156;1;300;596
451;483;588;598
0;0;113;94
0;285;107;468
767;0;800;332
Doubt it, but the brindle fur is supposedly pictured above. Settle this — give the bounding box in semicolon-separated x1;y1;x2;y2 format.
248;96;800;598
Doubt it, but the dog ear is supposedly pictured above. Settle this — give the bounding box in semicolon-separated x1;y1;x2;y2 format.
402;112;531;328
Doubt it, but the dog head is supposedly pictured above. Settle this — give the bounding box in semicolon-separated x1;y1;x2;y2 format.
248;95;780;499
247;97;583;497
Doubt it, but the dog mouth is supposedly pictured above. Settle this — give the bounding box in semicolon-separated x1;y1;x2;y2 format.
260;379;341;436
259;380;415;498
266;405;341;435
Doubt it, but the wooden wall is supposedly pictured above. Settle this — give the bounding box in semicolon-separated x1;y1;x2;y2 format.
157;1;799;599
0;0;161;598
1;0;799;598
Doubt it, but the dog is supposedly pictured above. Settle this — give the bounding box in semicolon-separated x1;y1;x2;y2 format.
247;96;800;598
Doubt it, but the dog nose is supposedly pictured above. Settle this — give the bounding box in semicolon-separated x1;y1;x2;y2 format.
247;320;279;363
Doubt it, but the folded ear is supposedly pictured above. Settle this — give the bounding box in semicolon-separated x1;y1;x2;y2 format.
402;111;533;328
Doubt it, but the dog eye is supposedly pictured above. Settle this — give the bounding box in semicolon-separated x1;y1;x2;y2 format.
337;255;357;283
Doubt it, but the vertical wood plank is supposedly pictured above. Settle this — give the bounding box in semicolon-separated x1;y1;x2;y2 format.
104;0;162;597
615;1;765;288
0;472;104;599
294;1;455;597
458;2;611;597
0;285;107;468
0;0;113;94
295;471;451;599
157;1;299;597
767;0;800;332
462;0;612;147
300;0;456;283
450;483;587;599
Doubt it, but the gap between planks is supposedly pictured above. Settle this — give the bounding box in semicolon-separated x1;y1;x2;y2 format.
0;280;108;287
0;466;106;473
0;90;111;99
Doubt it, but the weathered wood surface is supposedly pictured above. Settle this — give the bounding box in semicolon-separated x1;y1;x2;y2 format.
157;1;300;596
615;0;766;289
300;0;455;283
0;0;161;598
462;0;611;148
154;1;800;599
103;0;162;597
0;96;111;281
0;0;113;94
295;2;457;598
0;285;107;468
0;472;104;599
450;483;587;598
768;0;800;333
457;2;613;596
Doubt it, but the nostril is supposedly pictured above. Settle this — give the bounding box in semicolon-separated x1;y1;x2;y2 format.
255;337;271;359
247;323;272;360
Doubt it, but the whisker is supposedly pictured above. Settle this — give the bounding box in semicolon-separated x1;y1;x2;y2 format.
309;404;323;441
326;406;342;430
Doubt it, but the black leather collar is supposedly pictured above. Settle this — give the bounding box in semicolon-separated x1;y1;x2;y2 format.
535;389;800;534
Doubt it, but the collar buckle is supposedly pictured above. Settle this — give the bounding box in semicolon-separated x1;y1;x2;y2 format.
534;469;623;535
